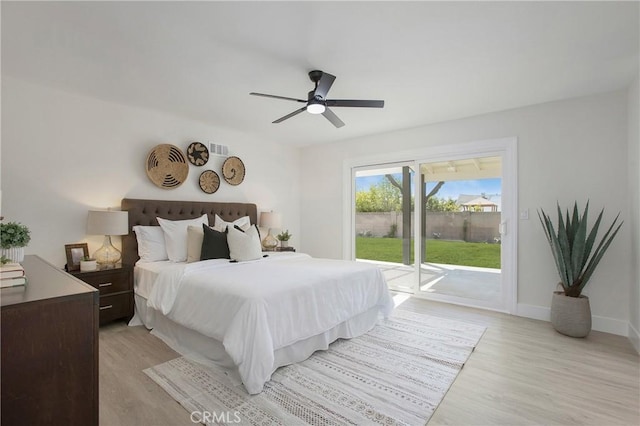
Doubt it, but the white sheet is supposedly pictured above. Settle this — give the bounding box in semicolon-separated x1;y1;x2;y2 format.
134;260;173;299
140;253;393;394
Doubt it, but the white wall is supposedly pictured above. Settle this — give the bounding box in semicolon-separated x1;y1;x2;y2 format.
300;90;632;332
628;74;640;352
1;77;301;267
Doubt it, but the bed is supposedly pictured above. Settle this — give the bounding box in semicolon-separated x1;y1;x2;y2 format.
121;198;393;394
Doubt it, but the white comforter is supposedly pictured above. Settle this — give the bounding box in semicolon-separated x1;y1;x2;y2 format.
144;253;393;394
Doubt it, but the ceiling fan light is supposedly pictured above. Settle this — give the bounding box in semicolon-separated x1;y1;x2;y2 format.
307;103;326;114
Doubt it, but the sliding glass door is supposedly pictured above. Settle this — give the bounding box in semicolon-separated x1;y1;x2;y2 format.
348;138;517;313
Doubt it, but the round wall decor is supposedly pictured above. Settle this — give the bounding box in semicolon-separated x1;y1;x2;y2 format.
222;156;245;186
199;170;220;194
187;142;209;166
145;144;189;189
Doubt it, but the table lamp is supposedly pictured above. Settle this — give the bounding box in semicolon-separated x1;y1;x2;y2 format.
87;210;129;268
259;211;281;250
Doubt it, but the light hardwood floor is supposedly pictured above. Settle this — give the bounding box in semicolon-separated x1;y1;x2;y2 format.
99;298;640;425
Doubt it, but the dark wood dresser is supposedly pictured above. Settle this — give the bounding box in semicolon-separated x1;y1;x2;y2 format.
70;264;133;325
1;255;99;426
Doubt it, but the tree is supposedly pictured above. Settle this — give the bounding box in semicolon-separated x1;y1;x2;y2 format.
425;196;460;212
355;178;402;212
356;177;458;212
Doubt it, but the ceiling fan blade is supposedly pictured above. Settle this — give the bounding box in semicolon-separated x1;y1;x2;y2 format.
326;99;385;108
322;108;345;128
250;92;306;103
273;106;307;123
313;72;336;100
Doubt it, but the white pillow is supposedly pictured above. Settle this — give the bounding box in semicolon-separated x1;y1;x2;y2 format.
227;225;263;262
133;225;168;262
157;214;209;262
212;214;251;233
186;225;205;263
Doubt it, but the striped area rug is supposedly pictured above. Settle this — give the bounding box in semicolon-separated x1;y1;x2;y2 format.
144;310;486;425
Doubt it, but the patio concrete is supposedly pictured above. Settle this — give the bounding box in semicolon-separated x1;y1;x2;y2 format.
358;259;501;302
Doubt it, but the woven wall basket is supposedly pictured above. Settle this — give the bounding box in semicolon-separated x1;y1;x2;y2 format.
146;144;189;189
222;156;245;186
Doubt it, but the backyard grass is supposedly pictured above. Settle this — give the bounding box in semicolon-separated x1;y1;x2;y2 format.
356;237;501;269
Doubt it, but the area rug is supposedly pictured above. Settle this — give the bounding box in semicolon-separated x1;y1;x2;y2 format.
144;310;486;425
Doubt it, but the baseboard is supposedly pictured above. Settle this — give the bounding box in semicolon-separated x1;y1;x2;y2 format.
516;304;629;336
515;303;549;322
629;322;640;354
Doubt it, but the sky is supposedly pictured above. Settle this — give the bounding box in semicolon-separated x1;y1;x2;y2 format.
356;174;502;205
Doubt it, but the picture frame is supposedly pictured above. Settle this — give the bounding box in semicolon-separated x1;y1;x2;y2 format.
65;243;89;272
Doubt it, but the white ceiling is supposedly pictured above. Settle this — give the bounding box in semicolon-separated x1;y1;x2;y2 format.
2;1;638;147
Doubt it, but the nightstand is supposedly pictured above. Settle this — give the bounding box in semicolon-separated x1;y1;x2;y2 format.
276;246;296;252
70;265;133;325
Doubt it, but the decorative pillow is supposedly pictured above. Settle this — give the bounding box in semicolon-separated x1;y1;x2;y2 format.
200;224;230;260
157;214;209;262
133;225;168;262
212;214;251;233
227;224;263;262
186;225;205;263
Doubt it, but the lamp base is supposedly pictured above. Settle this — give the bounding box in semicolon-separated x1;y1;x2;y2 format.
93;235;122;269
261;231;278;251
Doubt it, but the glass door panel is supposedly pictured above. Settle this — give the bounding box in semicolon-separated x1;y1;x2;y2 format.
416;156;503;307
354;163;415;293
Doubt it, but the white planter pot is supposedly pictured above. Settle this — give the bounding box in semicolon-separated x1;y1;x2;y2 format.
80;260;98;272
280;240;288;248
1;247;25;263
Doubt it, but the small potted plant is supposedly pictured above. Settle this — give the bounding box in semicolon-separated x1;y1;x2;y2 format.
80;255;98;272
0;221;31;263
276;230;292;248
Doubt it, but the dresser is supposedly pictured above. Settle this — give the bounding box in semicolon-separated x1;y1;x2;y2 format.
1;255;99;425
70;264;133;325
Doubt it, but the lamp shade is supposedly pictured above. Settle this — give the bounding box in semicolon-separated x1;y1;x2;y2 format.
87;210;129;236
259;212;282;229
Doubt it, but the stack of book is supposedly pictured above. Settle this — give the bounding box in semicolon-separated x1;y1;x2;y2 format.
1;262;27;288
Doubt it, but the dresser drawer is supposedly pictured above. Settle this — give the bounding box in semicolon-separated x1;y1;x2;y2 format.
98;293;132;324
79;269;130;295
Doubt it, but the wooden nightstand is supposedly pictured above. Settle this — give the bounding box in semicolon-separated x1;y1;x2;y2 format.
276;246;296;252
70;265;133;325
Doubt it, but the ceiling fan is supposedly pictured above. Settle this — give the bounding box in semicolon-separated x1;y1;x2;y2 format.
250;70;384;128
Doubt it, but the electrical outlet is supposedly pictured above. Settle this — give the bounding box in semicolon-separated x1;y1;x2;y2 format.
520;209;529;220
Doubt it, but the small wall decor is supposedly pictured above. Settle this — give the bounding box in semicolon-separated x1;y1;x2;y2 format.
222;156;246;186
187;142;209;166
146;144;189;189
65;243;89;272
199;170;220;194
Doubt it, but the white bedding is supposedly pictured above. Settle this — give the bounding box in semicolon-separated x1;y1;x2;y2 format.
135;252;393;394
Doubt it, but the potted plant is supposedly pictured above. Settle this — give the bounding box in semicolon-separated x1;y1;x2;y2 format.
538;201;622;337
276;230;292;248
0;221;31;263
80;256;98;272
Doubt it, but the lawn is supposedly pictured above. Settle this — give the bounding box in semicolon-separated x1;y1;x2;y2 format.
356;237;501;269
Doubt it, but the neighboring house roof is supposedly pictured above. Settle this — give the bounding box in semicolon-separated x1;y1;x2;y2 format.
461;197;497;207
457;194;480;204
460;196;499;212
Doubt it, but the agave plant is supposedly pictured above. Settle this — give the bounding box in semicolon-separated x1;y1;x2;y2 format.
538;202;622;297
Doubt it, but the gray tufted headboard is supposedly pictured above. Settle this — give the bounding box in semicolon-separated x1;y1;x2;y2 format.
121;198;258;265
